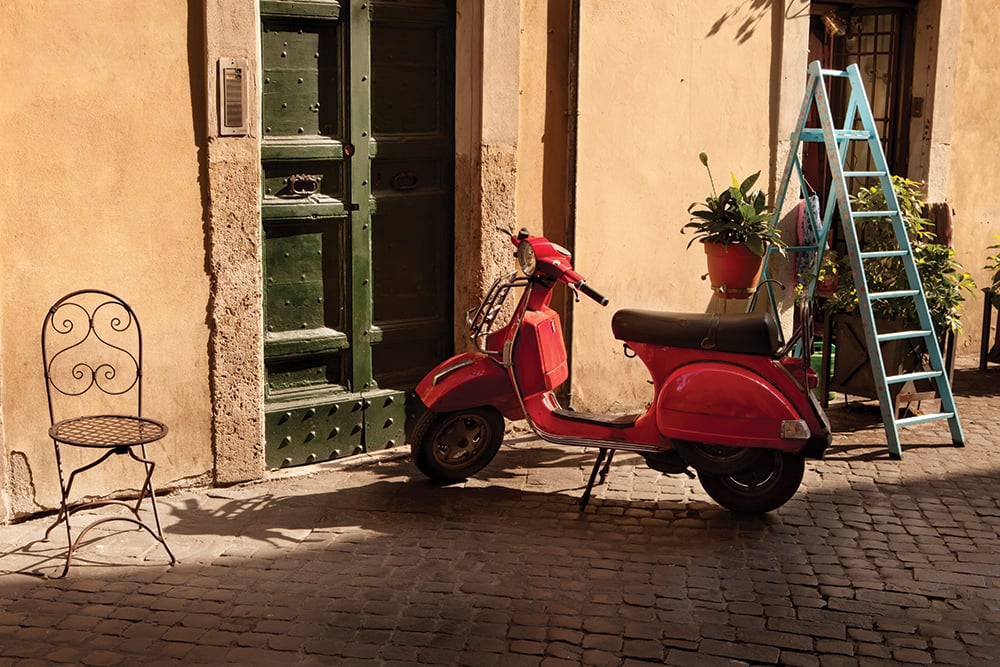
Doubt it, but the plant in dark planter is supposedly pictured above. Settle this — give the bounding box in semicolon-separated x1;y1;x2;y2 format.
683;152;786;298
986;236;1000;296
983;237;1000;363
824;176;976;404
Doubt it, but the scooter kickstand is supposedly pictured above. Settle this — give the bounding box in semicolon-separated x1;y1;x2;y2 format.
580;448;614;510
598;449;615;485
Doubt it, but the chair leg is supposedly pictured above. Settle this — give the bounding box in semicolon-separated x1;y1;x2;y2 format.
47;443;176;577
48;444;76;578
130;446;175;565
44;446;118;539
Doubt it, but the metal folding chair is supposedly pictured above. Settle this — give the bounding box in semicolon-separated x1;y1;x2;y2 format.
41;289;175;576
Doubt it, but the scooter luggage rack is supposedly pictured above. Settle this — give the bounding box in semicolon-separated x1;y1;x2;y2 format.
467;272;528;355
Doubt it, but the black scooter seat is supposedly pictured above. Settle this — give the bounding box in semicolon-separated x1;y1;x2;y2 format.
611;309;780;356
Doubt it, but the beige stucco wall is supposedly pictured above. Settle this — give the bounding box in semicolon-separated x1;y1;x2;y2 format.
455;0;523;344
949;0;1000;352
517;0;571;245
571;2;796;411
0;2;213;517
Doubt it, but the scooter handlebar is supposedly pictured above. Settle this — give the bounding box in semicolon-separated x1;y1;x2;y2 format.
577;282;609;307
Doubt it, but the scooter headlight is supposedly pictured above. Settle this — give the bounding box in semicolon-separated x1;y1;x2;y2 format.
517;242;537;276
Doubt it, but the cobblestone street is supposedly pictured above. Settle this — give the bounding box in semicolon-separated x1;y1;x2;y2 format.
1;358;998;666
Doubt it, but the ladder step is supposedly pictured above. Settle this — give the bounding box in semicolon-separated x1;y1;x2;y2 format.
844;170;887;178
786;244;822;254
895;412;955;429
870;289;920;300
885;370;942;385
876;329;933;342
799;128;872;142
852;210;897;219
819;68;850;78
860;250;908;259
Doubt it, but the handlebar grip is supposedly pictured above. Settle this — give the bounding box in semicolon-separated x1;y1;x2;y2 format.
578;282;609;307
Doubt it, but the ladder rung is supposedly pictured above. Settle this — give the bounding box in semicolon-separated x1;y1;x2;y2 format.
895;412;955;428
876;329;933;342
844;170;887;178
820;68;850;78
786;244;822;254
799;128;871;142
852;210;897;219
885;370;942;385
860;250;908;259
836;129;871;140
870;290;920;301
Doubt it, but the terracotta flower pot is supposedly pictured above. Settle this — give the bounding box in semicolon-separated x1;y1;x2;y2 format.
703;241;764;298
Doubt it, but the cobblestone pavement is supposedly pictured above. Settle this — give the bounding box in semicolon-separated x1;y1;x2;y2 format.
1;358;998;666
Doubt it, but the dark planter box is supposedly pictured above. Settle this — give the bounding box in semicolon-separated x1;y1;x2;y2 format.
830;314;954;408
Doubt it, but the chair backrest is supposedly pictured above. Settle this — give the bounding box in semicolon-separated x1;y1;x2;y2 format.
42;290;144;425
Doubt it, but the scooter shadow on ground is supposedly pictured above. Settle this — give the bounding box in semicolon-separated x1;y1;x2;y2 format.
156;454;786;546
115;444;1000;556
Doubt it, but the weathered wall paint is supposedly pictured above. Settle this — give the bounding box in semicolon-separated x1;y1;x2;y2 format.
517;0;571;245
204;1;265;485
949;1;1000;350
0;2;213;515
455;0;523;348
570;2;787;410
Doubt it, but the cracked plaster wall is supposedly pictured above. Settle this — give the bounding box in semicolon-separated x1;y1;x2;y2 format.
204;0;265;485
0;1;214;519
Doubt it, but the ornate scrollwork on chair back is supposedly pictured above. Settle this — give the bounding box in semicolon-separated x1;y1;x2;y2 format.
43;292;141;400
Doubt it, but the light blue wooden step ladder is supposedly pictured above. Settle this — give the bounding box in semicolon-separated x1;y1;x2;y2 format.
754;60;965;459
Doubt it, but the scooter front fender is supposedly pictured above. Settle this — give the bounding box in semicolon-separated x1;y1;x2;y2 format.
656;360;806;452
415;352;523;419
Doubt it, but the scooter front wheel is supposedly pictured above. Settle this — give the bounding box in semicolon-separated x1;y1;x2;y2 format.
698;450;804;514
410;407;505;483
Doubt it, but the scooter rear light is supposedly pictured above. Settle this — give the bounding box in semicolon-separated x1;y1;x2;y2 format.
781;419;811;440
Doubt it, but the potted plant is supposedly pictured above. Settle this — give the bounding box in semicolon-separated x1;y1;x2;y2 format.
824;176;976;403
983;237;1000;364
985;236;1000;298
683;152;786;297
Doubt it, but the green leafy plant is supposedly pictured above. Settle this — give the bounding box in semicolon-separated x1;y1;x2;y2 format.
683;152;786;257
985;236;1000;295
825;176;976;333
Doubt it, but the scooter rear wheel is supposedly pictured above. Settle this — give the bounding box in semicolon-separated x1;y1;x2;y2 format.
698;450;804;514
410;407;505;483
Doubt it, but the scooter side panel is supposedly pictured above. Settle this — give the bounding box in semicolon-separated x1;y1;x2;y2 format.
514;308;569;394
656;360;803;450
415;353;523;419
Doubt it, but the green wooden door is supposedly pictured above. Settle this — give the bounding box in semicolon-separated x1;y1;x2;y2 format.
371;1;455;389
260;0;454;467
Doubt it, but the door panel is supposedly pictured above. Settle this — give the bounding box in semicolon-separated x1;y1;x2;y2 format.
371;0;455;390
260;0;454;467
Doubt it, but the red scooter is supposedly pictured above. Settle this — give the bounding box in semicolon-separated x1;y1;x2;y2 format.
408;228;830;513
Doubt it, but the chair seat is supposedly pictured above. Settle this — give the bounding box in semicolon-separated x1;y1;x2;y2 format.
49;415;167;448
